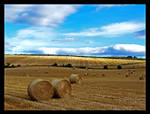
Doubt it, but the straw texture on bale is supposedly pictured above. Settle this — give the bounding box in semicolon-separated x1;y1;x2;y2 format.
27;79;54;101
51;79;71;98
69;74;82;84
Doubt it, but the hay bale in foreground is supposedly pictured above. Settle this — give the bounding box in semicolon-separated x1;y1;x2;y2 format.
27;79;54;101
69;74;82;84
51;79;71;98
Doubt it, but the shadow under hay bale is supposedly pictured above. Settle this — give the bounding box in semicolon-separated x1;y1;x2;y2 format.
51;79;71;98
51;63;58;67
27;79;54;101
17;64;21;67
69;74;82;84
64;63;73;68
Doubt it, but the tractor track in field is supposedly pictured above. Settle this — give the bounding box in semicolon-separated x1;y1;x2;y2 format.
71;92;145;110
5;94;70;110
4;86;145;110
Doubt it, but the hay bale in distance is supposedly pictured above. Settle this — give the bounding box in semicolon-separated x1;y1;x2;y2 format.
69;74;82;84
139;75;144;80
51;79;71;98
125;74;129;77
86;67;88;70
130;71;133;74
64;63;73;68
117;65;122;69
27;79;54;101
84;72;88;76
102;74;105;77
104;65;108;69
72;67;76;70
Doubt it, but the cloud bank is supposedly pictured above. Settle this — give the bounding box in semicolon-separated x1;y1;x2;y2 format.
16;44;145;57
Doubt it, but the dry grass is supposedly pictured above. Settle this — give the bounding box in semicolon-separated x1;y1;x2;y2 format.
4;55;146;110
4;54;145;67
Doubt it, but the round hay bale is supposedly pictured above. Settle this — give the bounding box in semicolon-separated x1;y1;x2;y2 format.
139;75;144;80
51;79;71;98
69;74;82;84
125;74;129;77
27;79;54;101
130;71;133;74
84;72;88;76
86;67;88;70
102;74;105;77
72;67;76;70
132;70;135;72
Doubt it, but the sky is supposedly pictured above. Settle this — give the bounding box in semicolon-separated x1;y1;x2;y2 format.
4;4;146;58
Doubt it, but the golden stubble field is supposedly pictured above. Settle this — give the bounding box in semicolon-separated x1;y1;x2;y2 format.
4;55;146;110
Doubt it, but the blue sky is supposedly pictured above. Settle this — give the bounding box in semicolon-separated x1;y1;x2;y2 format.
5;4;146;57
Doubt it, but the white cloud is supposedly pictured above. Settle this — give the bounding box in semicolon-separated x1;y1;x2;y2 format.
16;27;55;38
64;21;145;37
31;44;145;57
95;4;123;11
86;40;95;44
38;47;108;55
5;27;57;53
5;5;80;27
113;44;145;53
137;35;145;39
52;37;77;42
5;5;32;22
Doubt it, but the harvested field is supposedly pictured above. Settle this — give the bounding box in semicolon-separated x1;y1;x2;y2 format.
4;55;146;110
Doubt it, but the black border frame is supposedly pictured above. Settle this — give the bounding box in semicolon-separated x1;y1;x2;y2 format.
0;0;149;112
